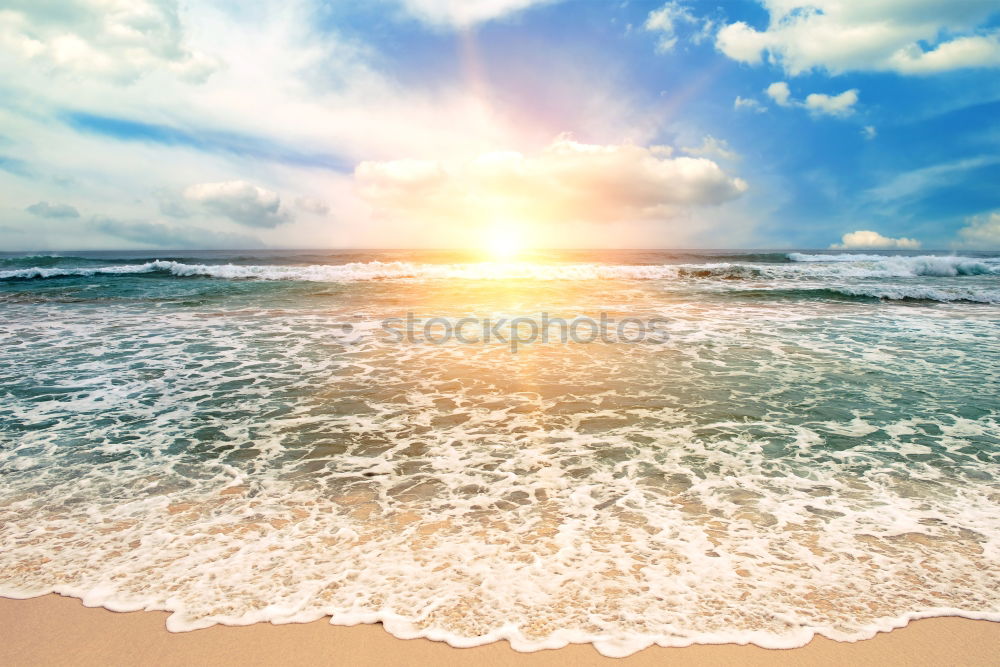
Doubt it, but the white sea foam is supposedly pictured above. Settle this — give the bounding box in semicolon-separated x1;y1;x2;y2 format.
0;262;161;279
0;298;998;654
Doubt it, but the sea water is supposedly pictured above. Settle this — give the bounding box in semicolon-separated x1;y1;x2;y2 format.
1;249;998;656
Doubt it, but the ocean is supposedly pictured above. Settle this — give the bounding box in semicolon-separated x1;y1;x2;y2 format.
1;249;998;656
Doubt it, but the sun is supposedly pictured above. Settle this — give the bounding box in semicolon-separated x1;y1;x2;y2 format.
483;224;524;260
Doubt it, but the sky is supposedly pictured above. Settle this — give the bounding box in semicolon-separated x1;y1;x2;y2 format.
1;0;1000;251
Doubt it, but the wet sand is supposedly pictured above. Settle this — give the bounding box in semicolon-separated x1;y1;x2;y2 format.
1;595;996;666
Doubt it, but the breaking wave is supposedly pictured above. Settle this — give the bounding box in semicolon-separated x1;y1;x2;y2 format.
787;253;1000;276
825;284;1000;304
0;260;771;282
4;256;1000;283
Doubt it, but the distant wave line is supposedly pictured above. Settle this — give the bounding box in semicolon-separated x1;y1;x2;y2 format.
2;256;1000;283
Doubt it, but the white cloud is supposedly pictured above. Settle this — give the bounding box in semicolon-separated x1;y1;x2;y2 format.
391;0;556;28
0;0;220;83
734;95;766;112
716;1;1000;75
356;135;748;226
831;230;921;249
183;180;289;228
681;135;739;161
644;2;705;53
716;21;770;64
804;89;858;117
862;125;877;140
766;81;859;116
765;81;791;106
890;34;1000;74
26;201;80;218
956;211;1000;248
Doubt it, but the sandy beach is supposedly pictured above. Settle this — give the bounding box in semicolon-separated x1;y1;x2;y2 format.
1;596;996;666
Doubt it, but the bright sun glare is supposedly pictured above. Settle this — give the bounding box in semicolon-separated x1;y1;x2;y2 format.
484;225;524;260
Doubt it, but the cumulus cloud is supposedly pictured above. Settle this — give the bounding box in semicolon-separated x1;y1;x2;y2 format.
355;136;747;225
804;89;858;117
25;200;79;218
734;96;766;112
681;135;739;161
767;81;858;116
889;33;1000;74
765;81;791;107
861;125;877;140
391;0;556;28
831;230;921;250
183;180;289;228
956;211;1000;248
0;0;219;83
91;216;262;249
716;1;1000;75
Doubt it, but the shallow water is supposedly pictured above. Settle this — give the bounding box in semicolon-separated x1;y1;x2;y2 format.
1;249;998;655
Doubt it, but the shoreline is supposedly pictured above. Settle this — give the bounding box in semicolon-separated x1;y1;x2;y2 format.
2;595;997;666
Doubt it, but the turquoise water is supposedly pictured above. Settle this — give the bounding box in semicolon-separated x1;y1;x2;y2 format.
1;249;998;655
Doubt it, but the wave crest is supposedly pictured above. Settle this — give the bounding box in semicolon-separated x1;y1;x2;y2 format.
3;256;1000;286
0;260;717;282
787;253;1000;276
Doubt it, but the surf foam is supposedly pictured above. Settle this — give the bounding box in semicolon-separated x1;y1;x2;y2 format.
0;296;998;655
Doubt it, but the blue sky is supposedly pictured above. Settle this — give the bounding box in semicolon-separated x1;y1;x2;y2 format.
1;0;999;250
